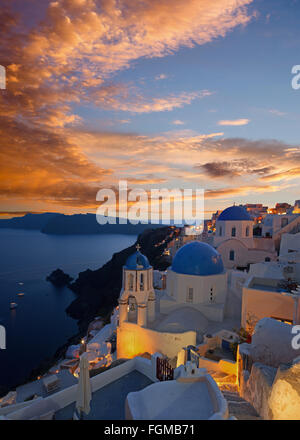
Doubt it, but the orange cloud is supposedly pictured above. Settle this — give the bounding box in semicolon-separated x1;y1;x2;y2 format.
0;0;254;126
2;0;279;213
92;87;213;113
205;184;284;199
218;118;250;126
261;167;300;182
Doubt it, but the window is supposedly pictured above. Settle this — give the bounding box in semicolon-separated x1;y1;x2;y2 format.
231;227;236;237
129;274;134;291
219;226;222;236
246;226;250;237
140;273;144;291
229;250;235;261
265;257;271;262
210;287;214;303
187;287;193;303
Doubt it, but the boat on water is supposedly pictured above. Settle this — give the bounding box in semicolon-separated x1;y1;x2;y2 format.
18;282;24;286
17;292;25;297
10;302;18;310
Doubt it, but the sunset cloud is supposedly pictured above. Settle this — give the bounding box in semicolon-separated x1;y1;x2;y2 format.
92;87;213;113
172;120;185;125
198;160;275;178
260;167;300;182
205;184;284;199
7;0;294;214
0;0;254;126
155;74;168;80
269;109;286;117
218;118;250;126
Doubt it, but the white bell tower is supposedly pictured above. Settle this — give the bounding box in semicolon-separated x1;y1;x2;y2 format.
118;244;156;328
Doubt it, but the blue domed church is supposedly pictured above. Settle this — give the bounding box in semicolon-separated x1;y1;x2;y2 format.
161;241;227;322
213;205;275;269
117;241;228;359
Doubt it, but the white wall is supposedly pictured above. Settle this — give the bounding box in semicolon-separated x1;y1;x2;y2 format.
280;232;300;255
242;280;300;330
214;219;254;248
262;214;298;237
117;321;196;359
217;239;275;270
166;269;227;307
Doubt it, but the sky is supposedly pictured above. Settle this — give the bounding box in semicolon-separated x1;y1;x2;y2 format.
0;0;300;219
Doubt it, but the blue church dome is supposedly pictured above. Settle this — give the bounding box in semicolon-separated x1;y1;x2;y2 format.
218;205;251;221
171;241;224;276
125;250;151;270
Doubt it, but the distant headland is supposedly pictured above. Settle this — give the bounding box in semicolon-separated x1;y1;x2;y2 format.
0;213;167;235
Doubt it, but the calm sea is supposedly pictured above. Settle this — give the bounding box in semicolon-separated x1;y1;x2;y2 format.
0;229;136;391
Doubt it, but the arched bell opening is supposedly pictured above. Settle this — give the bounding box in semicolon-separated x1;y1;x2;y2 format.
127;295;138;323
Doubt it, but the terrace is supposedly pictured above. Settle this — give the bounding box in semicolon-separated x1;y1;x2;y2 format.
3;354;231;420
55;370;153;420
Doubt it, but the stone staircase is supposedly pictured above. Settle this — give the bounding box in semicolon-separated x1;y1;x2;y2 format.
222;390;262;420
208;370;262;420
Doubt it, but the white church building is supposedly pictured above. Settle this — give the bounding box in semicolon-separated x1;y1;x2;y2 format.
213;205;276;269
117;242;229;360
161;241;227;322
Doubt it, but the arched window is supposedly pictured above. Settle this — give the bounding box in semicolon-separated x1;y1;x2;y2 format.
265;257;271;262
129;273;134;291
229;250;235;261
246;226;250;237
140;273;144;291
231;227;236;237
187;287;193;303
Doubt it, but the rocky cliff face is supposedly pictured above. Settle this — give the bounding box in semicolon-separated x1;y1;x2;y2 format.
66;226;179;329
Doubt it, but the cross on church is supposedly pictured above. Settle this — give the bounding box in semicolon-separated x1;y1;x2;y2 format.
136;243;141;251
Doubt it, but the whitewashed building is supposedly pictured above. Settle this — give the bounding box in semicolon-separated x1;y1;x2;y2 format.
213;205;276;269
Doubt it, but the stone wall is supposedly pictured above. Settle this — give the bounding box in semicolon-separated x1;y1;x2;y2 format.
239;356;300;419
241;362;276;420
268;357;300;420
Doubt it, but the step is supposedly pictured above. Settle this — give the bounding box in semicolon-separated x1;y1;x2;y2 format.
222;391;262;420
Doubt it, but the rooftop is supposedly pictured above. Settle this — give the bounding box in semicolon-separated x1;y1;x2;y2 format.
127;379;215;420
246;276;291;294
171;241;224;276
16;369;77;404
218;205;251;222
55;370;153;420
124;250;151;271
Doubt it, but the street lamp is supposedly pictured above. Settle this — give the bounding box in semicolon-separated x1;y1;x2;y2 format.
80;338;86;354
